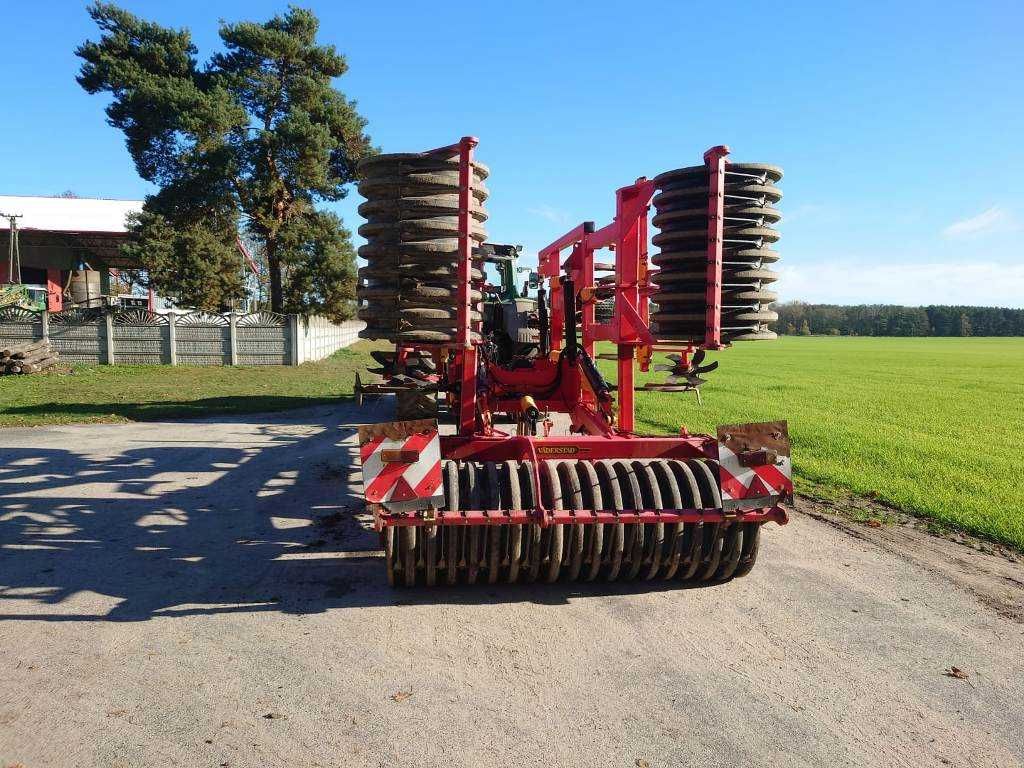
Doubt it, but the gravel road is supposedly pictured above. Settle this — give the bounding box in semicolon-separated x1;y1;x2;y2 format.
1;403;1022;767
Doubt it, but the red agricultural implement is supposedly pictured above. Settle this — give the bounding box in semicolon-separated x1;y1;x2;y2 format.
356;137;791;586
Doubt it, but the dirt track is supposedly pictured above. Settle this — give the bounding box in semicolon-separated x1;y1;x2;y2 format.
1;403;1022;767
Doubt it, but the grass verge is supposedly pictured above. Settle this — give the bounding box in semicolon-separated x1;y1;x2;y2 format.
0;341;385;427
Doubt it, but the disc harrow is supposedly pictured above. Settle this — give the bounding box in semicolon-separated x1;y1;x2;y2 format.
357;139;791;593
382;459;763;587
356;146;490;343
650;162;783;342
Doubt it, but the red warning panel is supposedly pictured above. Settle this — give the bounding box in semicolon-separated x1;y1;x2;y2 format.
357;420;443;510
715;420;793;511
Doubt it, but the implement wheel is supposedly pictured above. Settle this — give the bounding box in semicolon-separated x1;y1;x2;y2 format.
595;460;625;581
733;523;762;578
615;460;646;580
444;462;460;586
504;462;524;584
576;461;605;582
485;463;502;584
423;525;438;587
382;527;397;587
463;463;481;585
558;462;585;581
399;526;416;587
540;462;563;583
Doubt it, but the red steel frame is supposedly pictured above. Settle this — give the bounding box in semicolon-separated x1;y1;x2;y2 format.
535;178;659;434
372;141;788;530
455;136;479;435
703;145;729;350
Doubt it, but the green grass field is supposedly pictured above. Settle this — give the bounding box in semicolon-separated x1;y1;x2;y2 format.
0;341;384;427
615;337;1024;550
1;336;1020;549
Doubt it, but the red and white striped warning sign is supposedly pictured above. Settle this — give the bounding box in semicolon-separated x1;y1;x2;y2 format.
358;420;443;509
716;421;793;511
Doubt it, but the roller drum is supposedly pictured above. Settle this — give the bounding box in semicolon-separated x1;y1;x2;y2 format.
384;459;764;587
650;162;783;343
356;147;490;343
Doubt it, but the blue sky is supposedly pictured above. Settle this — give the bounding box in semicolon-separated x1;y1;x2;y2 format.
2;0;1022;307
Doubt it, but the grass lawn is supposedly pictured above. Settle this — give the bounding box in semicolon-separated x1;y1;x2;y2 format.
0;340;385;427
610;337;1023;550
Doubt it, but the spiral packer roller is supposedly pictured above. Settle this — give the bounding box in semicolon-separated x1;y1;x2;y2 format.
356;142;489;344
651;147;782;345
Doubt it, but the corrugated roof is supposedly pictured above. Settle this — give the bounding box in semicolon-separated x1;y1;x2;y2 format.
0;195;143;234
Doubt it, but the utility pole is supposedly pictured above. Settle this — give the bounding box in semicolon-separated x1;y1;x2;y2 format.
2;212;23;284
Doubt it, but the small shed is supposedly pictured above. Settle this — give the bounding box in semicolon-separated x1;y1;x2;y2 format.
0;195;143;310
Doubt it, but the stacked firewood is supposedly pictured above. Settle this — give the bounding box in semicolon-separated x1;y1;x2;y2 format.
1;340;60;375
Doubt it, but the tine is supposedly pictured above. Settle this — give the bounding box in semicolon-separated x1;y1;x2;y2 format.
692;361;719;375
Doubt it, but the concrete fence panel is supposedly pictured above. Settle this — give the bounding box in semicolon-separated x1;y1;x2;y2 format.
237;311;290;366
0;308;363;366
111;309;170;365
175;312;231;366
49;308;106;364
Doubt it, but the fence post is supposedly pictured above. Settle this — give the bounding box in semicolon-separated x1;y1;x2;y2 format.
104;311;115;365
167;313;177;366
41;310;49;342
290;315;301;365
229;312;239;366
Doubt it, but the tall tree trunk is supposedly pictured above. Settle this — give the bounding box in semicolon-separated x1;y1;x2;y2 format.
267;235;283;313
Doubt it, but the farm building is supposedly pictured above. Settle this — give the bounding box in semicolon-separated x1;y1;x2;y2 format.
0;195;144;310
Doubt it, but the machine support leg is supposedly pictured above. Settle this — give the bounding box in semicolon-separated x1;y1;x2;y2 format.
459;345;478;434
618;345;634;432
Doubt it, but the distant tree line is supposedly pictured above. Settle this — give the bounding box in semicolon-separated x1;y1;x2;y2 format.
775;302;1024;337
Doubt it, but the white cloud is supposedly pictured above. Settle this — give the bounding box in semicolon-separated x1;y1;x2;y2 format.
777;261;1024;308
781;203;826;223
527;204;571;225
941;206;1016;238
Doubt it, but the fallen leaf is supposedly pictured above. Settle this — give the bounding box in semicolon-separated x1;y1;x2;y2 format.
390;690;413;703
943;666;968;680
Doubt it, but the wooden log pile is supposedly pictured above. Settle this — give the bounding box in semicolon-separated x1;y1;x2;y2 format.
1;340;60;375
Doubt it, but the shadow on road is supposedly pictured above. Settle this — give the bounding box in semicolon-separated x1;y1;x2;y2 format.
0;405;721;622
2;394;354;425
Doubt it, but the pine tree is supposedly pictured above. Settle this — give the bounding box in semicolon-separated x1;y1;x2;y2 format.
77;3;372;319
